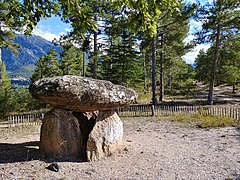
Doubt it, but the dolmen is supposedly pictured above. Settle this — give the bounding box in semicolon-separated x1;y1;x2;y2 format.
29;75;138;161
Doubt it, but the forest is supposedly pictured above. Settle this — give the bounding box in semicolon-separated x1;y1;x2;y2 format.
0;0;239;115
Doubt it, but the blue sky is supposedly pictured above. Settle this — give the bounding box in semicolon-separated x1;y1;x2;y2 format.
33;0;211;64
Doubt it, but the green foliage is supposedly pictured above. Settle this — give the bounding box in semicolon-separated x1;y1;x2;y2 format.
166;61;196;95
167;113;239;128
0;62;45;114
194;49;212;83
194;0;240;104
217;35;240;86
101;29;143;87
32;44;87;82
0;0;24;52
193;114;239;128
195;0;239;44
0;0;58;51
86;52;102;79
195;35;240;87
61;44;84;76
13;87;45;111
139;2;195;97
220;65;240;85
31;48;62;82
57;0;181;38
0;62;14;115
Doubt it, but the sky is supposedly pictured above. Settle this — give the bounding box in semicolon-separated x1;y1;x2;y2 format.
32;0;211;65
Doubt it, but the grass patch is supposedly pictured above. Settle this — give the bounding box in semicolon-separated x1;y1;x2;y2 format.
122;113;239;128
137;91;152;104
193;114;239;128
161;113;240;128
0;125;41;140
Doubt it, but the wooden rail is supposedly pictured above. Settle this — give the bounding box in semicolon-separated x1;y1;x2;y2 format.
6;113;44;127
118;104;240;121
2;105;240;127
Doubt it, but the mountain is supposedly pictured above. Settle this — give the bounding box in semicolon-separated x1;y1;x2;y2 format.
2;34;61;78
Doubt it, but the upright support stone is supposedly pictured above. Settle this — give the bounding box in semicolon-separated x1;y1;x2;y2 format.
40;109;83;160
87;110;123;161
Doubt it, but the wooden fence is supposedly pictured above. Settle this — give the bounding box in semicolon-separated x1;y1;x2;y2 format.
2;104;240;127
118;104;240;121
6;113;44;127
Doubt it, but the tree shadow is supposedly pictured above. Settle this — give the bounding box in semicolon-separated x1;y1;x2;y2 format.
236;126;240;138
0;141;85;164
0;141;41;164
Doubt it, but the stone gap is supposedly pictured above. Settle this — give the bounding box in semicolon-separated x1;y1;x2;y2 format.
72;111;98;161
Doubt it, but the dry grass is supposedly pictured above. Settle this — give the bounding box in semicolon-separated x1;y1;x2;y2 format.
155;113;240;128
0;125;41;140
192;114;240;128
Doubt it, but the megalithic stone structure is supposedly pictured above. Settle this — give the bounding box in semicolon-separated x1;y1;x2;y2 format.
30;75;138;161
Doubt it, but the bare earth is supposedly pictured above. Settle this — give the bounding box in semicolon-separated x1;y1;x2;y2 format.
1;118;240;180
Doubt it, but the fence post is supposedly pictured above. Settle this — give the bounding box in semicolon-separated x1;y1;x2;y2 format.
8;116;11;127
238;108;240;121
151;105;155;116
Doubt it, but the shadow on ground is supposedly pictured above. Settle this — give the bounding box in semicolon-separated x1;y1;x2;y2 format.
0;141;41;163
0;141;84;164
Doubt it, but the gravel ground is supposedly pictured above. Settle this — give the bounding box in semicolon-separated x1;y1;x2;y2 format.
0;118;240;180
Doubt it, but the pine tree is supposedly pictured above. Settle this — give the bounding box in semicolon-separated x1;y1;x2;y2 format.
101;18;143;87
0;62;14;115
139;2;195;102
195;34;240;93
31;48;62;82
195;48;214;83
61;44;84;76
195;0;240;104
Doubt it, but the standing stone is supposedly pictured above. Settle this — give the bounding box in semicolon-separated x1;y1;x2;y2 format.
87;110;123;161
40;109;83;160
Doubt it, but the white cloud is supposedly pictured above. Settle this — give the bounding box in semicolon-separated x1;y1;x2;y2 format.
184;34;195;44
32;24;70;42
32;28;60;42
59;31;65;36
183;43;210;64
65;28;71;32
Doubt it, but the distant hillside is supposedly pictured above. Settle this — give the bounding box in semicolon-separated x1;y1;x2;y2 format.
2;34;61;78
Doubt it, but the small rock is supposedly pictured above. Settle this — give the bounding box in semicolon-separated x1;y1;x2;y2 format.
136;128;142;132
46;163;60;172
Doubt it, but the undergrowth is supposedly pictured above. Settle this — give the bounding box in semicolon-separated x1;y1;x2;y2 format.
167;113;239;128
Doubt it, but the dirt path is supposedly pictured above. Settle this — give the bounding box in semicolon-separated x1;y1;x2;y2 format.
0;118;240;180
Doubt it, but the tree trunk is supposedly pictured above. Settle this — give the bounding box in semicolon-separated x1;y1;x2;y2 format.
0;48;2;83
233;83;236;94
93;15;98;79
147;57;151;92
151;35;157;106
82;52;85;77
207;24;221;105
168;63;172;94
159;33;164;101
143;51;147;93
159;51;164;101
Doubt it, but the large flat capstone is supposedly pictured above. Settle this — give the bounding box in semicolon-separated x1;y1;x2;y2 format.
29;75;138;112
